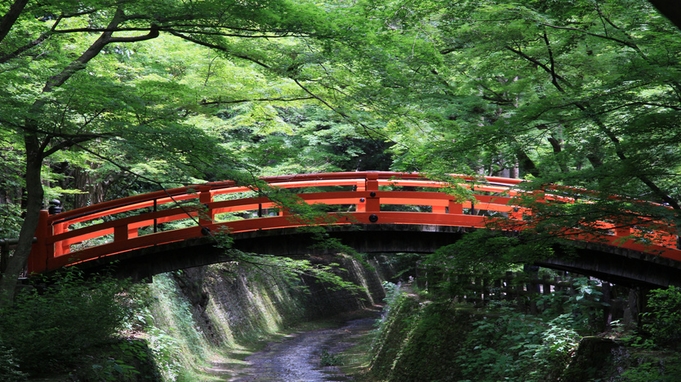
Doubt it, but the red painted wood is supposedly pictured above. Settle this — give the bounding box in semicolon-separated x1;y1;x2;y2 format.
27;171;681;274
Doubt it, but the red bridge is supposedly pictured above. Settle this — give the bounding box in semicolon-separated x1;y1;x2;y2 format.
28;172;681;286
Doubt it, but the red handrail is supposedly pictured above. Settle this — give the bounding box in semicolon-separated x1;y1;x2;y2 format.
28;171;681;274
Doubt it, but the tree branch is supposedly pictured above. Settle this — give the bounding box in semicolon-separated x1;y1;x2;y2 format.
506;33;679;209
0;32;51;64
108;25;159;43
541;22;647;59
505;45;571;91
201;96;314;106
293;78;394;144
0;0;28;46
167;30;271;70
541;29;562;91
43;134;110;157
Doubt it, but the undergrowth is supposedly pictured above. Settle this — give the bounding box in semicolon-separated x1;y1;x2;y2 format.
368;282;681;382
0;268;150;380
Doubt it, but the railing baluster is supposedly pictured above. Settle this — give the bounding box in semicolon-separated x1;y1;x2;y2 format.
53;221;68;256
199;186;213;226
449;200;463;214
153;199;158;233
365;174;380;213
114;224;128;242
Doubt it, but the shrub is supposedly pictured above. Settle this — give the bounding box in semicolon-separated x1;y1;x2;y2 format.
0;269;135;375
0;340;26;381
641;286;681;349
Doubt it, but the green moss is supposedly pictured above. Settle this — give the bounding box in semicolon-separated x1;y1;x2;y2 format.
369;298;477;382
561;337;620;382
368;295;585;382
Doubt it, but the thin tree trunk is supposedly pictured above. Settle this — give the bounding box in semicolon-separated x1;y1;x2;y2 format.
0;134;43;306
0;0;29;46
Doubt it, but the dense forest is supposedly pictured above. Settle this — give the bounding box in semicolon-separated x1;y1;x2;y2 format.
2;0;681;380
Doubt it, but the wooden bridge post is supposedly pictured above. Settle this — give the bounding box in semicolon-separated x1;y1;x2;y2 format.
199;186;213;226
448;200;463;214
52;221;69;256
153;199;158;233
356;178;366;212
365;173;380;213
504;271;515;300
510;206;523;221
114;224;129;243
0;239;7;273
542;275;551;295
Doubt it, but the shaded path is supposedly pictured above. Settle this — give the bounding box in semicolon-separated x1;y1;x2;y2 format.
223;317;376;382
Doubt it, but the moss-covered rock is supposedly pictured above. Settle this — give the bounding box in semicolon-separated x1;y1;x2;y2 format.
561;337;621;382
369;296;478;381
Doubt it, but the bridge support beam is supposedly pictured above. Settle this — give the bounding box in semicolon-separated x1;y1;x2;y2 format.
58;224;681;289
538;244;681;288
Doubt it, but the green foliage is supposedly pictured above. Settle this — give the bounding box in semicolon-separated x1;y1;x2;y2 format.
366;0;681;238
230;250;365;296
218;105;391;174
0;340;26;382
0;269;136;375
0;0;386;304
68;340;157;382
423;229;554;299
381;253;421;282
320;349;344;367
370;293;583;382
145;326;185;380
537;276;606;333
641;286;681;349
141;273;209;381
619;354;681;382
370;273;614;382
369;292;423;379
456;308;580;382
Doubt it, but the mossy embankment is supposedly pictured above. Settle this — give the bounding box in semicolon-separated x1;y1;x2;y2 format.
366;292;473;382
365;288;681;382
139;253;387;381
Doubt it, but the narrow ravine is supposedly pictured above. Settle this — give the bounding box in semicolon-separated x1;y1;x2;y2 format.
213;316;377;382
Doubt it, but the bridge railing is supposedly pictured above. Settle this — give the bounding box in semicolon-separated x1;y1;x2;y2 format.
28;171;681;274
28;172;525;273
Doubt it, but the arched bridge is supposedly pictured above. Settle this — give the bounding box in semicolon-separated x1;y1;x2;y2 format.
28;172;681;286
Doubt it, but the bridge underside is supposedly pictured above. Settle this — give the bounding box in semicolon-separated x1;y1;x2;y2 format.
76;224;681;288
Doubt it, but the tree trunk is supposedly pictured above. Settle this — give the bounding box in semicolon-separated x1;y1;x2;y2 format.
0;133;43;306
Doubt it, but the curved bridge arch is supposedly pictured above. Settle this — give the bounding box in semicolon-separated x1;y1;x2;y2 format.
28;172;681;286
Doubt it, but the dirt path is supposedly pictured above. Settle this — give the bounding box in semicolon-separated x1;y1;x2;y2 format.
218;316;376;382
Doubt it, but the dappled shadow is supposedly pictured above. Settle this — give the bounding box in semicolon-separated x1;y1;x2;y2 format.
207;313;379;381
